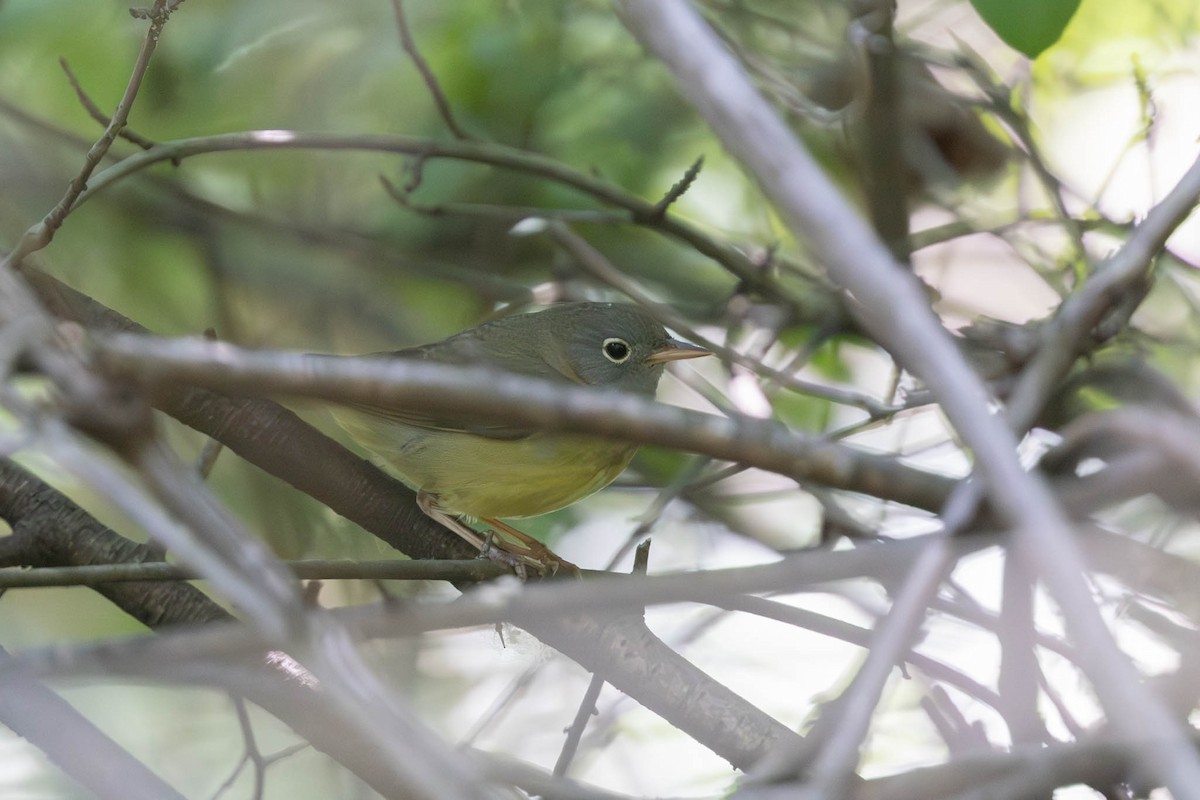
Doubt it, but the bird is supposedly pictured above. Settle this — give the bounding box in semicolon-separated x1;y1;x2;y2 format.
333;302;710;574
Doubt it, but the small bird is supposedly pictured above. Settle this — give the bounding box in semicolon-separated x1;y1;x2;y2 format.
333;302;710;573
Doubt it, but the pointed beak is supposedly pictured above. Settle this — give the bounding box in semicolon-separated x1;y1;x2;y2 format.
644;339;711;365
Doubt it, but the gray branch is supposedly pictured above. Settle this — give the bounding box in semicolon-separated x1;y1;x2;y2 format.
612;0;1200;794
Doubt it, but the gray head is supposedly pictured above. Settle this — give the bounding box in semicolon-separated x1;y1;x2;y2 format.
444;302;709;395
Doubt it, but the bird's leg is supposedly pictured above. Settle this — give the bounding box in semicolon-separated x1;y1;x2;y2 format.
416;491;486;550
416;492;576;577
477;531;528;581
480;516;580;577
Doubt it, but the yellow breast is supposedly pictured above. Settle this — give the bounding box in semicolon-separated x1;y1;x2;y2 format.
334;410;639;519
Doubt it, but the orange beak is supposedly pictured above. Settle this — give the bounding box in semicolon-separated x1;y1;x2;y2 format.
645;339;711;365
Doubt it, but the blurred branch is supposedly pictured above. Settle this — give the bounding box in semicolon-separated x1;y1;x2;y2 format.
1;144;497;800
850;0;909;262
0;392;799;772
8;536;981;678
0;459;448;798
6;389;477;800
2;0;173;268
21;266;477;564
0;645;185;800
59;58;159;152
743;540;956;793
1002;147;1200;434
852;736;1142;800
92;330;957;511
545;221;896;415
555;543;651;778
391;0;473;140
714;594;1001;711
0;483;993;774
477;748;675;800
613;0;1200;794
959;53;1088;266
67;129;838;322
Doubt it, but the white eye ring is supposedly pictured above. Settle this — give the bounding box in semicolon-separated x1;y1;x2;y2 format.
602;337;632;363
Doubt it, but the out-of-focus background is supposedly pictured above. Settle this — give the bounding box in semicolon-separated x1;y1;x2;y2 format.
2;0;1199;797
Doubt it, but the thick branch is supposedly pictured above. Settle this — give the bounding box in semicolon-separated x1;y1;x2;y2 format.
0;645;185;800
612;1;1200;793
92;331;957;514
9;274;806;768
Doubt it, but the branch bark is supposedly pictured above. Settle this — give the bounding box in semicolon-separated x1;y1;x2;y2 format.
612;1;1200;794
17;269;805;771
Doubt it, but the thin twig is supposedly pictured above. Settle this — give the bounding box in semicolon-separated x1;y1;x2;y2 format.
555;542;652;777
714;594;1002;712
545;221;894;415
650;155;704;217
614;3;1200;794
59;58;159;152
391;0;474;140
2;535;984;684
554;673;606;777
60;129;834;320
0;558;509;588
745;540;957;792
3;0;173;268
210;697;265;800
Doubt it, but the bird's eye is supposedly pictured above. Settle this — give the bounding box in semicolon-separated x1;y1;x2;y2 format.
602;338;631;363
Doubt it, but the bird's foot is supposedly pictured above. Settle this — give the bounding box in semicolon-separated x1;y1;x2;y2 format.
416;491;579;579
481;518;581;579
478;531;529;581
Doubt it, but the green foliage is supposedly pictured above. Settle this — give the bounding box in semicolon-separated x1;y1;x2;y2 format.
969;0;1082;57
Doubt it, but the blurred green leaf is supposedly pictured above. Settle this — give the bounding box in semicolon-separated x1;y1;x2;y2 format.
970;0;1082;57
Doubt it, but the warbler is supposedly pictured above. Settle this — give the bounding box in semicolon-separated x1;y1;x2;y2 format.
333;302;709;573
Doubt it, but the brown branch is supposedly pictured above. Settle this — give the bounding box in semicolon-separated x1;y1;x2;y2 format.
20;268;805;770
0;558;508;588
3;0;174;267
21;266;474;564
0;458;224;628
391;0;473;140
91;330;957;512
0;458;420;797
649;155;704;218
63;129;839;325
850;0;910;263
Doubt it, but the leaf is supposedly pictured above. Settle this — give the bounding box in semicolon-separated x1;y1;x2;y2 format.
970;0;1083;58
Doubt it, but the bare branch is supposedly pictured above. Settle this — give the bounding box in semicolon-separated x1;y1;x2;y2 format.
59;58;159;152
0;645;185;800
91;330;957;512
0;558;507;588
3;0;174;268
613;0;1200;793
62;129;836;321
391;0;474;140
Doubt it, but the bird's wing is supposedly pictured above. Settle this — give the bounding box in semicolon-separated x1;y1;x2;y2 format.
337;400;535;441
338;332;585;440
331;330;579;441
